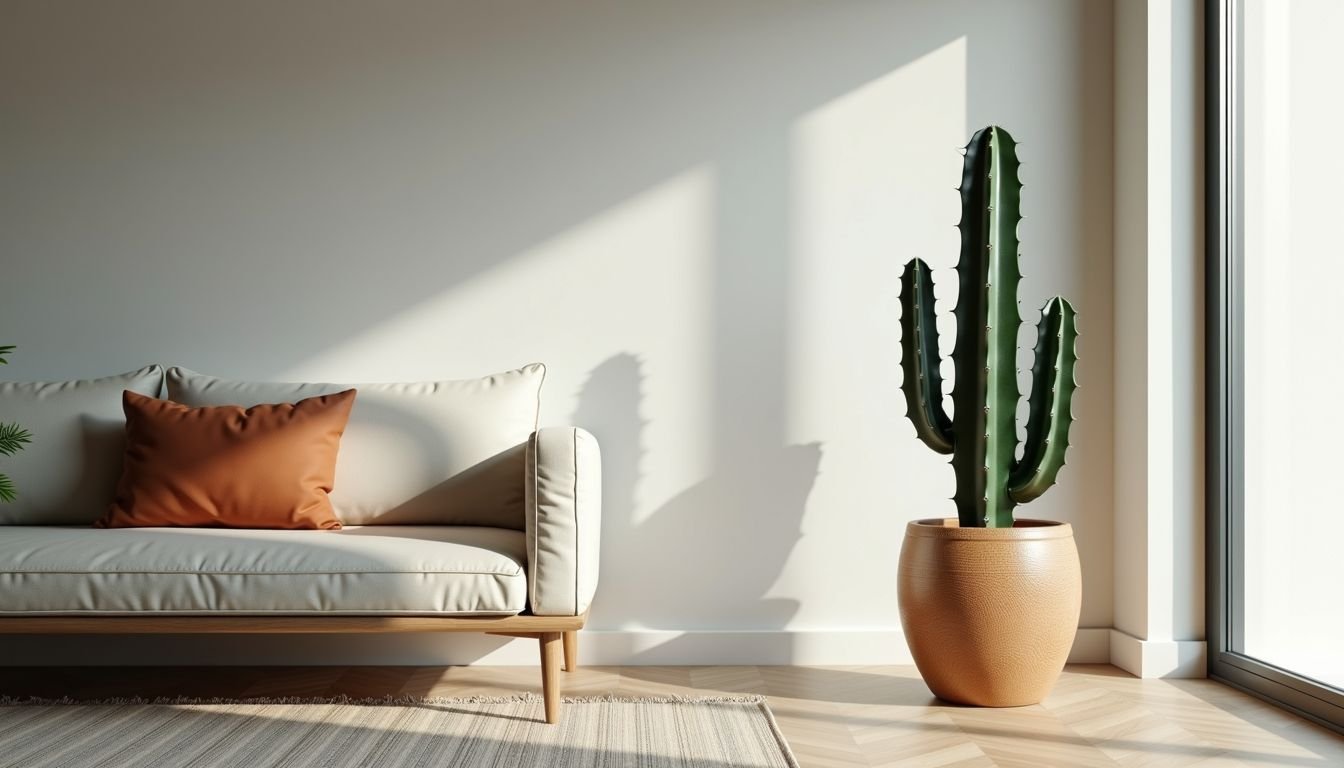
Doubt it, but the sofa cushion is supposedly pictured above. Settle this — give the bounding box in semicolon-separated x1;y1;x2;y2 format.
99;390;355;530
0;526;525;615
166;365;543;528
0;366;164;525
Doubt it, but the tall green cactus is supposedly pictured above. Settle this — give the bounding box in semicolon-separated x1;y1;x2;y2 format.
900;126;1079;528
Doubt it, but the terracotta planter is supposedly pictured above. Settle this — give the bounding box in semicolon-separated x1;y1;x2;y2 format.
898;518;1081;707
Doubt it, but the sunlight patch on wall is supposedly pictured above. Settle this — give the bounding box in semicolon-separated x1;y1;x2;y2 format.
771;38;967;627
279;167;718;517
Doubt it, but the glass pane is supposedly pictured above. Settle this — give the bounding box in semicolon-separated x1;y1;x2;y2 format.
1238;0;1344;691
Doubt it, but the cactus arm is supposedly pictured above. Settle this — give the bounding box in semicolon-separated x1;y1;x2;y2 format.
950;126;1023;528
1009;297;1079;504
899;258;953;454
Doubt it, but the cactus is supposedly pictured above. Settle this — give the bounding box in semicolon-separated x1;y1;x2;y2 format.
900;126;1079;528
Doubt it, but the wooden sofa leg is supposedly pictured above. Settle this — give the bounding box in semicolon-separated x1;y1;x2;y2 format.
563;630;578;672
539;632;563;724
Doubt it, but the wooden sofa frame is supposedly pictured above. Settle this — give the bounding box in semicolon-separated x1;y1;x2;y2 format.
0;613;586;724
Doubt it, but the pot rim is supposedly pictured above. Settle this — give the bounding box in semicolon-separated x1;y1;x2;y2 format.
905;517;1074;541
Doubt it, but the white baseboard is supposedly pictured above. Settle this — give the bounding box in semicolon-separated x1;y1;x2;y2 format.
560;627;1112;666
0;627;1114;667
1108;628;1206;678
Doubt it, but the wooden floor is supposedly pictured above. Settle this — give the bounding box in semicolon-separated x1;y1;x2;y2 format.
3;664;1343;766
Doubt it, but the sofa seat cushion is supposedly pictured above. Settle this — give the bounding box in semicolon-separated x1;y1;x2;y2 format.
0;526;525;616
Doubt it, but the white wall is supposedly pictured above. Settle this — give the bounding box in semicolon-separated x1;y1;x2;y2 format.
1110;0;1205;678
0;0;1114;665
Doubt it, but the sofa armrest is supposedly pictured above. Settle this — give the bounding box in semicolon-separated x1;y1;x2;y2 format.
525;426;601;616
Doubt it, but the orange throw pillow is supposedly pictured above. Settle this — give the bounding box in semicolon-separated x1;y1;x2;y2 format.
98;389;356;530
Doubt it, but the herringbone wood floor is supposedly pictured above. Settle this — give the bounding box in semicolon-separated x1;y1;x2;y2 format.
3;664;1342;766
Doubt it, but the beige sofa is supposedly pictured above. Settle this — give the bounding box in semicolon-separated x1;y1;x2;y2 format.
0;364;600;723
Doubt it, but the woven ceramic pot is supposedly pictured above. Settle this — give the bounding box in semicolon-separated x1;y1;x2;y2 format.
898;518;1081;707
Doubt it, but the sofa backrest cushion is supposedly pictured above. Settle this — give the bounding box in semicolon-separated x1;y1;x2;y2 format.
166;364;544;528
0;365;165;525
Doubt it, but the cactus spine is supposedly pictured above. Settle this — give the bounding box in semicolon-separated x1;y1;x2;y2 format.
900;126;1079;528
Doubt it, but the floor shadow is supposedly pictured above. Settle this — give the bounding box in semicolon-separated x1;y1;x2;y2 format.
758;666;942;707
1061;663;1138;679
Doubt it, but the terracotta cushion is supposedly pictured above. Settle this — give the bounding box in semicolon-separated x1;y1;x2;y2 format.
97;389;356;530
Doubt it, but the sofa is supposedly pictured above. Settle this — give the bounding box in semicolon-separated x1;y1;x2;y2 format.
0;363;600;724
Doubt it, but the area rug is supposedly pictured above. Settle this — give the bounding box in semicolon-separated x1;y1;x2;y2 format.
0;694;798;768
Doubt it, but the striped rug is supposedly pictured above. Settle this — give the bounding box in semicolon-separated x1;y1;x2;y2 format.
0;695;797;767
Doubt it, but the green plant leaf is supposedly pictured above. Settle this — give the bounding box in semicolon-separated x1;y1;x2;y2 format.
0;474;15;504
0;422;33;457
0;345;14;364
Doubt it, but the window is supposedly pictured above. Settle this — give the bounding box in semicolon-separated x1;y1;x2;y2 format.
1208;0;1344;732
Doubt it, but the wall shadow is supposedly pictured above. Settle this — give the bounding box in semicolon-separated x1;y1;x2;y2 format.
576;128;826;653
572;353;645;626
